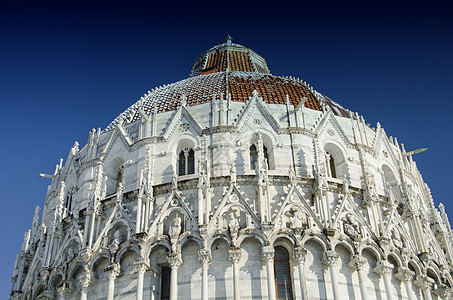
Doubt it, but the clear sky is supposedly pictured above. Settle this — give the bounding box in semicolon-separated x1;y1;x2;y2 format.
1;0;452;296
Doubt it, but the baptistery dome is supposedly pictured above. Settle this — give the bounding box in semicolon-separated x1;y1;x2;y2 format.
10;39;453;300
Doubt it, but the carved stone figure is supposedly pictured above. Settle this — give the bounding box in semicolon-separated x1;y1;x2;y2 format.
392;228;403;248
289;166;296;183
67;248;75;261
230;164;236;184
169;214;182;252
169;215;182;239
342;175;349;194
228;212;240;245
171;173;178;190
343;214;360;238
288;208;306;229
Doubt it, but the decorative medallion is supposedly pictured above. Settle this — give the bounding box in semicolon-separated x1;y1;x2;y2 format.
253;118;263;125
228;194;239;203
178;123;190;132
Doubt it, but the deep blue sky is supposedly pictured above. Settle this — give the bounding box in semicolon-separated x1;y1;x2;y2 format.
1;0;452;296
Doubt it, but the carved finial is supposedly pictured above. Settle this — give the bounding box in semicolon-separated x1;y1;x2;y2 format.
181;94;187;107
252;89;259;98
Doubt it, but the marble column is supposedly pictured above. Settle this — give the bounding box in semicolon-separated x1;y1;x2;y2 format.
228;247;241;300
167;252;183;300
134;258;150;300
349;255;368;300
263;246;276;300
198;249;212;300
136;194;143;233
323;250;340;300
413;275;434;300
293;247;308;300
373;260;394;300
56;282;66;300
79;273;91;300
395;267;416;300
104;263;120;300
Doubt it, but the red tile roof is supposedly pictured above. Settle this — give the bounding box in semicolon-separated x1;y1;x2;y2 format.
105;43;350;131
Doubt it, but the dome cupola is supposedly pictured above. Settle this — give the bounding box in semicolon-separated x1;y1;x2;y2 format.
190;35;270;77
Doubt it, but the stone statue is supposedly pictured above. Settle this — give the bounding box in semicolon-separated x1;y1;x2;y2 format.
228;212;240;245
230;164;236;184
343;214;360;238
171;173;178;190
391;228;403;248
67;247;75;261
112;230;120;245
342;175;349;194
169;214;182;252
289;209;306;229
289;166;296;183
169;215;182;239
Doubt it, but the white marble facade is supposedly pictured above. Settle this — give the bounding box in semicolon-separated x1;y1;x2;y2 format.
10;42;453;300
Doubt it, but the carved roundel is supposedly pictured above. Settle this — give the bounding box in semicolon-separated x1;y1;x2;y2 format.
253;118;263;125
228;194;239;203
290;194;299;203
178;123;190;132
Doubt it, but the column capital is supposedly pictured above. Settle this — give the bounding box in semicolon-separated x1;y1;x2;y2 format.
167;252;183;270
433;286;452;298
104;263;120;279
395;267;415;282
293;247;307;264
348;254;367;271
133;258;150;274
373;260;393;276
198;248;212;264
262;246;274;261
228;247;241;264
413;274;434;290
56;282;67;297
322;250;339;267
198;248;212;265
80;273;91;288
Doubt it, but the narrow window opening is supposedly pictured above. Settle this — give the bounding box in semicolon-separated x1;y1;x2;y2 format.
65;190;72;212
187;149;195;175
274;246;293;300
178;151;186;176
160;266;171;300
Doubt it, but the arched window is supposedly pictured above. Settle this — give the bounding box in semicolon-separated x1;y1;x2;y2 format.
250;144;258;169
274;246;293;299
250;144;269;170
326;152;337;178
178;148;195;176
